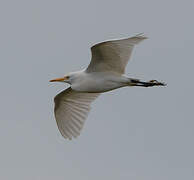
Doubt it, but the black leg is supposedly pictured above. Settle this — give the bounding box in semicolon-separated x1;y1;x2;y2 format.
130;79;166;87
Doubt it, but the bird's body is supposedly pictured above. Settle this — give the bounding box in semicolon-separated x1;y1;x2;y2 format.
69;70;130;93
50;34;166;140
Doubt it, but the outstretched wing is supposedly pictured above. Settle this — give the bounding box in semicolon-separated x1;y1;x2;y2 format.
87;34;147;74
54;88;100;140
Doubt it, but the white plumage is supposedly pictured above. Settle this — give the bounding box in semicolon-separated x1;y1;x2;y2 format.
87;33;147;74
50;34;165;140
54;88;99;140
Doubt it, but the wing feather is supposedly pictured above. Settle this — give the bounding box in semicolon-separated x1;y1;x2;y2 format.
87;34;147;74
54;88;100;140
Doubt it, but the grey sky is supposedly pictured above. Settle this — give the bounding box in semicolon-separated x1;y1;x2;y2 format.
0;0;194;179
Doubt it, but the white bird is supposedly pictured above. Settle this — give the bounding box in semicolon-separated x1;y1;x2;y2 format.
50;34;165;140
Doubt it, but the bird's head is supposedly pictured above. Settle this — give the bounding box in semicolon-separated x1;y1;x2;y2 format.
50;71;81;85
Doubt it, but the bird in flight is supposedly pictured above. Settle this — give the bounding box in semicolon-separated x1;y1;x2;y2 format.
50;34;166;140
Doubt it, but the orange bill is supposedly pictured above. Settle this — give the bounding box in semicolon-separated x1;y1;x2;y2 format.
50;77;65;82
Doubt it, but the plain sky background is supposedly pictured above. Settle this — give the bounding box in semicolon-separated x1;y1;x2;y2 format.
0;0;194;179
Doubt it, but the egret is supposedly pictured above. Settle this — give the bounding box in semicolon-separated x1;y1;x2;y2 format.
50;34;166;140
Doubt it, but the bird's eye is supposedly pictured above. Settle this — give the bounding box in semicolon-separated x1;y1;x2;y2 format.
66;76;70;79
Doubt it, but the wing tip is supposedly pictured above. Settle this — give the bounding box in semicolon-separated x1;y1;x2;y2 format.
61;133;80;140
134;33;148;39
122;33;148;45
131;33;148;42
